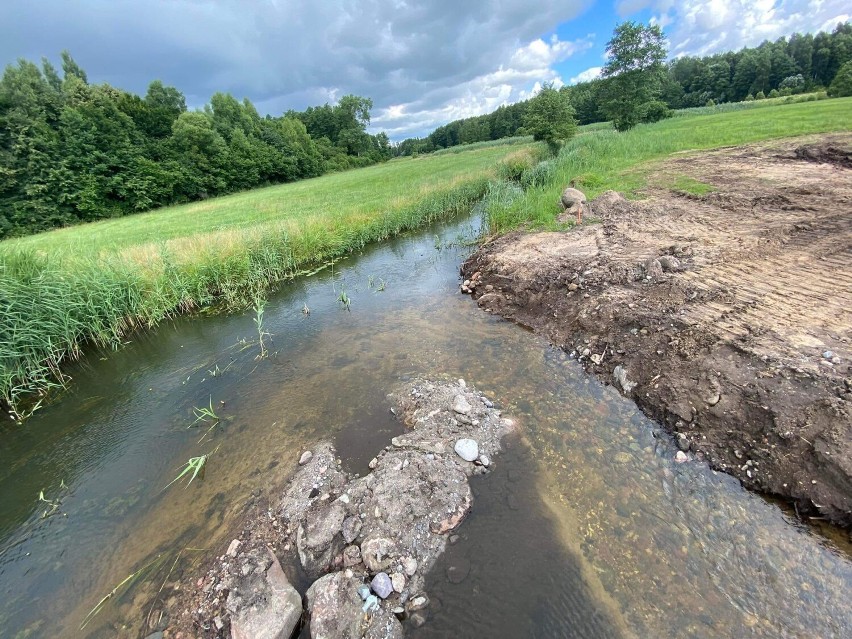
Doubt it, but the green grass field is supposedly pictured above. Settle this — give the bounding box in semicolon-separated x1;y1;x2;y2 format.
486;97;852;232
0;143;537;416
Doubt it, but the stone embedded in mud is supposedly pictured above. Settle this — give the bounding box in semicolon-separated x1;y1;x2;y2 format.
454;438;479;462
361;537;397;572
306;571;403;639
658;255;681;272
230;553;302;639
343;545;362;567
371;572;393;599
342;516;362;544
452;394;472;415
296;501;346;576
299;450;313;465
613;365;637;394
391;572;406;593
644;257;664;279
402;556;417;576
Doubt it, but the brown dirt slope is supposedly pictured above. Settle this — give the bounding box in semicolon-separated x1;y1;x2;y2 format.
463;134;852;526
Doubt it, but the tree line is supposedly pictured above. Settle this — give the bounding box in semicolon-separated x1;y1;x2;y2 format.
395;21;852;155
0;53;392;238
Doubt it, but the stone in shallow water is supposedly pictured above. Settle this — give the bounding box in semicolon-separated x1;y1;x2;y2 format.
299;450;313;465
454;439;479;462
371;572;393;599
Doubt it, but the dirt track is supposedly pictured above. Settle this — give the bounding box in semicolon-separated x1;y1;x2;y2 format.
463;135;852;526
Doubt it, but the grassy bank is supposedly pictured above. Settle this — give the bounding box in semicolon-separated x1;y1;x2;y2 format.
487;97;852;231
0;143;538;417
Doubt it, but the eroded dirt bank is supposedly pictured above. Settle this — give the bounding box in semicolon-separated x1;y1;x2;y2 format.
160;379;516;638
462;135;852;526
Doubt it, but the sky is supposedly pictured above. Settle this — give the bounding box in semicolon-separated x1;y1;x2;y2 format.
1;1;849;140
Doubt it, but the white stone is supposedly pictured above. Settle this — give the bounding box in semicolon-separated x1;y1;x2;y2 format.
454;439;479;462
675;451;689;464
226;539;242;557
298;450;313;465
391;572;406;593
479;455;490;467
452;394;472;415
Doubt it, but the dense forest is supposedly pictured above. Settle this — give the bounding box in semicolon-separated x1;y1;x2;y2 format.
396;22;852;155
0;53;391;238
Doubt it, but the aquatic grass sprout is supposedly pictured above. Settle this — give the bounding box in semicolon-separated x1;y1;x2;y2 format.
165;447;219;490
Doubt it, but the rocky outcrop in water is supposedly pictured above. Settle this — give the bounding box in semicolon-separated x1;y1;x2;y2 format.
170;378;515;638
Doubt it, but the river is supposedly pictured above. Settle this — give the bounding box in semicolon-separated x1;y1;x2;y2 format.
0;209;849;638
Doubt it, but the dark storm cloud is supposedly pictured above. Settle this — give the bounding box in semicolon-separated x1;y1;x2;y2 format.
0;0;593;137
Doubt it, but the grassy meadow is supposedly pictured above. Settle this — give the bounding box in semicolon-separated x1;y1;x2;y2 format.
0;143;538;416
485;97;852;232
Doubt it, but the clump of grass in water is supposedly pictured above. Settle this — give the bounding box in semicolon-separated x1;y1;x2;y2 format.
191;396;222;443
165;446;219;490
252;294;270;358
338;288;351;311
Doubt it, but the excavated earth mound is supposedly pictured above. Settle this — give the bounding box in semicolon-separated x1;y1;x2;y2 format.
462;135;852;527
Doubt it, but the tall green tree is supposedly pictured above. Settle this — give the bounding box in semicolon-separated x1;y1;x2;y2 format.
600;21;668;131
523;83;577;153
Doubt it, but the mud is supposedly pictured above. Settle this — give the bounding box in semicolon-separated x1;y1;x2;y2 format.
160;378;514;638
462;135;852;527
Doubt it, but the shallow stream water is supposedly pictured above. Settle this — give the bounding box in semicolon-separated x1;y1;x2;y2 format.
0;211;850;638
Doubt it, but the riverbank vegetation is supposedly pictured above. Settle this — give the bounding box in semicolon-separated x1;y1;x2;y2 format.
483;97;852;232
0;143;537;418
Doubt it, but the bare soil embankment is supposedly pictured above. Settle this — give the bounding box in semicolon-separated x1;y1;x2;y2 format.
462;135;852;527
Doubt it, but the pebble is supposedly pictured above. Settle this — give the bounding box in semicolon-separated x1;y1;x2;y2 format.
409;595;429;611
357;585;371;601
362;594;379;612
452;395;472;415
454;439;479;462
298;450;313;465
371;572;393;599
458;378;466;389
823;350;834;359
226;539;241;557
675;451;689;464
369;457;378;469
391;572;406;593
478;454;490;467
400;557;416;577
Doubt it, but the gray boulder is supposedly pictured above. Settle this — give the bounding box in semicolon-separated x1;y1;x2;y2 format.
560;186;587;210
296;501;346;576
230;552;302;639
306;571;403;639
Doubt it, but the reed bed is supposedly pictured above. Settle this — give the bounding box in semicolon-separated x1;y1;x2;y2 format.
0;144;535;417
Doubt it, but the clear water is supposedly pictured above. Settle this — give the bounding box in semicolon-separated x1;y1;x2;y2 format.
0;211;849;638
